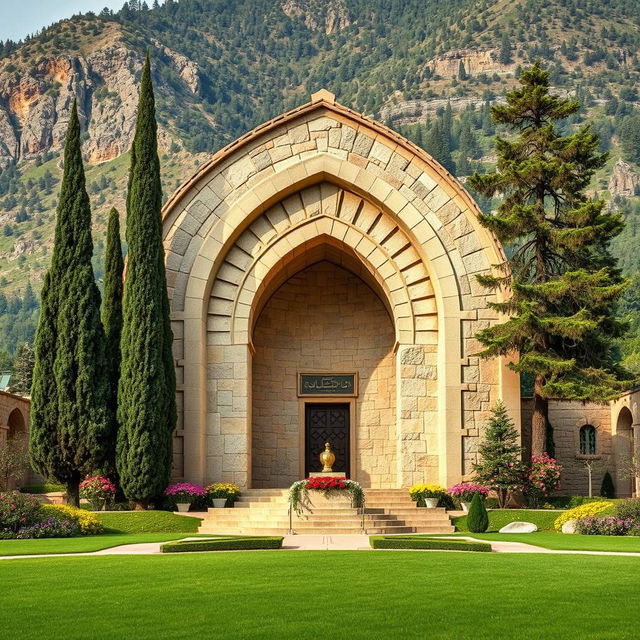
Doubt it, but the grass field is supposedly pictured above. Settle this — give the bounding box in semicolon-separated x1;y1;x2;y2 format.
2;552;640;639
0;533;199;556
446;532;640;552
96;511;202;533
452;509;564;532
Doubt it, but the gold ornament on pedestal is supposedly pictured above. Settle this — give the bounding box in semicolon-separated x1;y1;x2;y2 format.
320;442;335;472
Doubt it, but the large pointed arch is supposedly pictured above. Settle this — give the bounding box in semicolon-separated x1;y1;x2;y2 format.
162;90;520;488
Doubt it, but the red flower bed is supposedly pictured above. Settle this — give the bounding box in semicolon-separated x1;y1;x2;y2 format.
305;476;347;490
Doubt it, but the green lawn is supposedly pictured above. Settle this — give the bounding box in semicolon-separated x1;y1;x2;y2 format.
96;511;203;533
452;508;563;532
0;533;199;556
0;512;204;556
2;552;640;639
448;532;640;552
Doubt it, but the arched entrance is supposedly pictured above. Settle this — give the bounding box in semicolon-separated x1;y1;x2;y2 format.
614;406;635;497
162;90;520;488
252;257;396;488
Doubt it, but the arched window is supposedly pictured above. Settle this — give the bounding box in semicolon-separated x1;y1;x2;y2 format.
579;424;596;455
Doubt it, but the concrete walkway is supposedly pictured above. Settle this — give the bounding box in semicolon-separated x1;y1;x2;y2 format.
3;535;640;559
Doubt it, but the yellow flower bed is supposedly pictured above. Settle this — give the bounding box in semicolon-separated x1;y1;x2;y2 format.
409;484;446;500
40;504;104;535
553;501;613;532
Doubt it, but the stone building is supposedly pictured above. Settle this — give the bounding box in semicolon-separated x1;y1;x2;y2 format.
161;90;521;490
0;390;30;489
159;90;639;496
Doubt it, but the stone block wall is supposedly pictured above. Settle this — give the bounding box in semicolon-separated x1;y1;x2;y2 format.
252;261;396;487
521;399;613;496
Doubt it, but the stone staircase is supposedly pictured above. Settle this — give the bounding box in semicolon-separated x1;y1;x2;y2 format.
198;488;454;535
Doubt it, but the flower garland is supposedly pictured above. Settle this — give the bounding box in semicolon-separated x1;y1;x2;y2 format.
288;477;365;514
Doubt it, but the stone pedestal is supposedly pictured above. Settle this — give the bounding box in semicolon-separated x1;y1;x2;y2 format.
309;472;346;478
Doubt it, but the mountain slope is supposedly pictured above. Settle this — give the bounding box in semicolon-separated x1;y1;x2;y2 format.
0;0;639;363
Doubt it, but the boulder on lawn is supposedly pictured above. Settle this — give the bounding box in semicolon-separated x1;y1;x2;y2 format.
562;520;577;534
498;521;538;534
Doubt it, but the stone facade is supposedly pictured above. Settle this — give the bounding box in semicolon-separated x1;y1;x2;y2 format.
0;391;30;488
520;394;640;498
161;89;521;489
252;261;396;487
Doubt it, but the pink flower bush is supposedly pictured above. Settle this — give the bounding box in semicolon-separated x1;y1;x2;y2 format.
525;454;562;507
448;483;490;502
79;476;116;504
577;516;636;536
165;483;206;503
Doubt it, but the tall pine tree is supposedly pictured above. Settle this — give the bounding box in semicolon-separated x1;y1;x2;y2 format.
30;102;108;506
117;55;176;509
102;208;124;480
468;64;630;457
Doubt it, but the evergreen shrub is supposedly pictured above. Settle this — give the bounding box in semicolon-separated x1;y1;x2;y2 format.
467;493;489;533
600;472;616;499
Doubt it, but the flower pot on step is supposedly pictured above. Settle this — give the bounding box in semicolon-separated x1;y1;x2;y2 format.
461;502;471;513
424;498;439;508
176;503;191;512
212;498;227;508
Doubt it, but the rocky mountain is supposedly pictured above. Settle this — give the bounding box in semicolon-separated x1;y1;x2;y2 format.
0;0;640;363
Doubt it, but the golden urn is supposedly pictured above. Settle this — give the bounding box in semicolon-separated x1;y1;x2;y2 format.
320;442;335;472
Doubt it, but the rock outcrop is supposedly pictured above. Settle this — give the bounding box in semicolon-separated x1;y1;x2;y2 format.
428;48;512;78
0;37;199;167
609;159;639;198
281;0;350;33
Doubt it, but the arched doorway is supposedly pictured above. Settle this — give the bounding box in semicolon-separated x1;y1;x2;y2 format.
614;406;635;497
7;408;26;439
251;258;396;488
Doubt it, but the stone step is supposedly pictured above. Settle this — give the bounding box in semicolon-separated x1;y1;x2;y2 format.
205;509;449;522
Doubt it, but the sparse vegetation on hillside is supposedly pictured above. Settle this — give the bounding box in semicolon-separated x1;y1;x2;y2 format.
0;0;639;371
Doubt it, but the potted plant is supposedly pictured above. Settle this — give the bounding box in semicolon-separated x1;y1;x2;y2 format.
448;483;490;513
165;483;206;512
409;484;446;508
206;483;241;508
79;476;116;511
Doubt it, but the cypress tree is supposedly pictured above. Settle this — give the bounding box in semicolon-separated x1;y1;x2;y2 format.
117;55;176;509
466;493;489;533
30;102;108;506
468;64;630;457
11;342;34;394
600;471;615;498
102;208;124;480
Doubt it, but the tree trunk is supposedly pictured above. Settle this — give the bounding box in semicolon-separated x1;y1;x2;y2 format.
133;499;149;511
66;478;80;507
531;375;548;457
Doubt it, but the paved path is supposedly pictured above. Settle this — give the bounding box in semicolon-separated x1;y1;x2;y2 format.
3;535;640;559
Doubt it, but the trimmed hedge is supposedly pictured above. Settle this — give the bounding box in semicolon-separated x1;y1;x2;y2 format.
370;536;491;552
161;536;283;553
20;484;65;494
